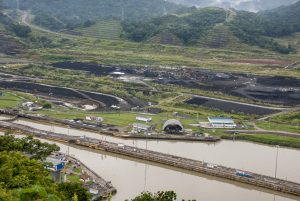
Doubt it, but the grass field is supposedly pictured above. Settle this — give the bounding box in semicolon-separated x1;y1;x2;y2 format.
256;121;299;133
222;134;300;149
75;20;122;40
0;92;22;108
37;108;200;130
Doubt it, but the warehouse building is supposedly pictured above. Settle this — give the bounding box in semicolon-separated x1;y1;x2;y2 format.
208;117;236;128
163;119;184;134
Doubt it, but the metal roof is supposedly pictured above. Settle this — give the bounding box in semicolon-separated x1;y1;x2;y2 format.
163;119;184;130
208;117;235;124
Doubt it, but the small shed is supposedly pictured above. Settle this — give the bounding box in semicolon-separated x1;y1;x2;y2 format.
136;116;152;123
86;116;103;122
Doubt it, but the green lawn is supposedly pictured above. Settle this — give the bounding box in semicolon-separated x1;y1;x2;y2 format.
67;174;81;183
0;92;22;108
256;121;300;133
38;108;199;129
75;20;122;40
222;134;300;149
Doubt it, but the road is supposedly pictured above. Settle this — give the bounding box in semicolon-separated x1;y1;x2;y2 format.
19;11;78;39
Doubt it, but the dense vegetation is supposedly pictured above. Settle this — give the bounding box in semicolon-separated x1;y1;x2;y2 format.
0;134;90;201
261;1;300;37
0;134;59;160
167;0;299;11
128;191;177;201
230;10;296;54
2;0;180;31
122;2;300;53
122;7;226;44
0;12;31;37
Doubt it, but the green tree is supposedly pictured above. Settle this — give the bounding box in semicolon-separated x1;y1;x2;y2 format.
43;103;52;109
57;183;90;201
0;135;60;160
10;24;31;37
0;152;52;189
130;191;177;201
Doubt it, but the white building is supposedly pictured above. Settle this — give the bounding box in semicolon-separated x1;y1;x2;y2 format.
208;117;237;128
136;116;152;123
22;102;42;111
85;116;103;122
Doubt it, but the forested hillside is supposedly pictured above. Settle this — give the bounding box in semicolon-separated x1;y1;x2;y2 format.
230;2;300;53
261;1;300;37
2;0;181;30
167;0;298;11
122;8;226;44
122;2;300;54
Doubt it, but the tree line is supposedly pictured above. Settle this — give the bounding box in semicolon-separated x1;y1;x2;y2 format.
122;8;227;44
2;0;180;31
0;133;90;201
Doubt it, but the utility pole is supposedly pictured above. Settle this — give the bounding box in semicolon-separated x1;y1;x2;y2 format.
16;0;20;10
163;7;167;16
121;7;124;21
67;126;70;158
275;145;279;178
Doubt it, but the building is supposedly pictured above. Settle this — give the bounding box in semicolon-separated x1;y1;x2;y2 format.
45;157;66;182
136;116;152;123
86;116;103;123
163;119;184;134
131;123;152;133
22;102;43;111
80;173;90;183
208;117;237;128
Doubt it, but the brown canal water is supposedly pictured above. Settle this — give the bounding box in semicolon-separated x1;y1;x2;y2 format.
39;139;300;201
14;119;300;183
1;125;300;201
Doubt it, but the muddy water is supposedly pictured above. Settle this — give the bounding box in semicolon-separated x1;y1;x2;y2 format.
14;119;300;184
33;139;298;201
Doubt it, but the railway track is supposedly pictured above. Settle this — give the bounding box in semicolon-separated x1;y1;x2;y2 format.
1;120;300;197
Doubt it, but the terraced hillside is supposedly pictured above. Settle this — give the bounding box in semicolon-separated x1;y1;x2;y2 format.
75;20;122;40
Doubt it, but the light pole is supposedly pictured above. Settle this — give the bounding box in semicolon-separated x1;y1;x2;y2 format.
275;145;279;178
67;126;70;158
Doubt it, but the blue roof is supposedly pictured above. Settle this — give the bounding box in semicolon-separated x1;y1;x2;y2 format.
208;117;235;124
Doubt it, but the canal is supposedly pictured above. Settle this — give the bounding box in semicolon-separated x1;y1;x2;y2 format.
14;119;300;183
40;139;300;201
